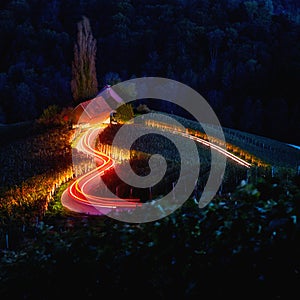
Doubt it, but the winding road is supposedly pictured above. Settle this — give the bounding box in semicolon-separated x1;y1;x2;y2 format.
61;126;141;215
61;122;251;215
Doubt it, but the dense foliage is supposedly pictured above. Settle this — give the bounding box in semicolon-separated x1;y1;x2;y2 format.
115;103;134;123
0;172;300;299
0;0;299;144
0;105;299;298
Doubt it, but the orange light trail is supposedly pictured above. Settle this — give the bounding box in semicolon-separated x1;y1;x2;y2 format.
149;124;252;168
61;127;141;214
62;122;251;215
181;132;252;168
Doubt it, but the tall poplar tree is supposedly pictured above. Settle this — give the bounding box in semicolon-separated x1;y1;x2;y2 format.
71;16;98;102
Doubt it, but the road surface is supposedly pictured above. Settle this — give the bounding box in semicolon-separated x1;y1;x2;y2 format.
61;126;141;215
61;122;251;215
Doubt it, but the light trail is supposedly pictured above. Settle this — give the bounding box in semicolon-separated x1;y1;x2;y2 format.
181;132;252;168
150;124;252;168
61;127;141;215
62;121;252;215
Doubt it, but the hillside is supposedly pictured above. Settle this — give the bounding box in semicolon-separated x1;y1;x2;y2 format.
1;115;299;193
1;117;300;298
223;127;300;168
167;113;300;169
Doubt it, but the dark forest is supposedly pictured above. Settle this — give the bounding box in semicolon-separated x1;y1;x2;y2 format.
0;0;299;144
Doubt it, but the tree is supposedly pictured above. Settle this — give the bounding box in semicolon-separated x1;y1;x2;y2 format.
136;103;150;114
37;105;75;127
14;82;37;121
244;1;258;21
265;0;274;14
37;105;60;127
208;29;225;74
103;72;121;86
71;16;98;103
115;103;134;123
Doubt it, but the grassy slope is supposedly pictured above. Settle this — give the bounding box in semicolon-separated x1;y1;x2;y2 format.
1;116;299;192
223;127;300;168
1;119;300;299
1;116;299;185
165;113;300;168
